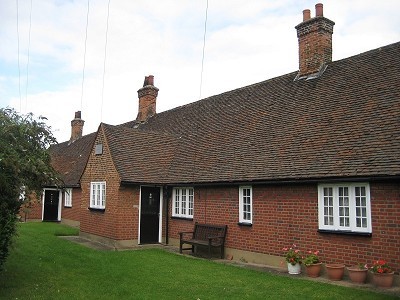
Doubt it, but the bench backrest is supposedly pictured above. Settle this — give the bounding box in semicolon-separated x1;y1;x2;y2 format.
193;223;227;240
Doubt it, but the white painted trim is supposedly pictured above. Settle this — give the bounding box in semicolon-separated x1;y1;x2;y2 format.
239;186;253;224
64;188;72;207
42;188;62;221
89;181;106;209
171;187;194;219
318;183;372;233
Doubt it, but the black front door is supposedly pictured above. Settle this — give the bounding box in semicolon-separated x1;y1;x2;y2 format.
43;190;59;221
140;187;160;244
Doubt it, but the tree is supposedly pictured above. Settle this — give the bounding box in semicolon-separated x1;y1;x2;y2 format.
0;108;60;270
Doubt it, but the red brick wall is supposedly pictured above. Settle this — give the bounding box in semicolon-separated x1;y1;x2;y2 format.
114;185;140;240
61;188;81;222
80;128;137;240
20;197;42;220
168;181;400;272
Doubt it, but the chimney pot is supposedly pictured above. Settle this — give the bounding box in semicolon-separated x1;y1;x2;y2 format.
70;111;84;143
143;75;155;87
295;3;335;77
303;9;311;21
315;3;323;17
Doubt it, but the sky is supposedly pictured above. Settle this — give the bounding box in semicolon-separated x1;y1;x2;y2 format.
1;0;399;142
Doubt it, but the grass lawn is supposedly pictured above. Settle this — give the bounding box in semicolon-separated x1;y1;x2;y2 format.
0;223;397;299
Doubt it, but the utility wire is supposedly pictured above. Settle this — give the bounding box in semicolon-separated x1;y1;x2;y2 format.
16;0;22;112
80;0;90;111
199;0;209;100
100;0;111;121
25;0;33;112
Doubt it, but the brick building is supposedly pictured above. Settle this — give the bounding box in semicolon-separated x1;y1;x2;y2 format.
27;4;400;273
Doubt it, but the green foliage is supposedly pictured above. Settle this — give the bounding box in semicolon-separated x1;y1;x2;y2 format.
303;250;321;266
0;108;60;270
0;223;397;300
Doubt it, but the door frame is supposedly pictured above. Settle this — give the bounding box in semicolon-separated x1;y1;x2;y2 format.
42;188;62;221
138;186;163;244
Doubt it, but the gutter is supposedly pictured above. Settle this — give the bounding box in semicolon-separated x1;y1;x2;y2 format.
121;175;400;188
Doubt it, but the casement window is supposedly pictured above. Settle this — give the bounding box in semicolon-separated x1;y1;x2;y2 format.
239;186;252;224
90;182;106;209
172;187;194;218
318;183;371;233
64;188;72;207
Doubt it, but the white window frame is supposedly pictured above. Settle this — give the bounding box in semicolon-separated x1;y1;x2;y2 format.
172;187;194;218
64;188;72;207
239;186;252;224
90;182;106;209
318;183;371;233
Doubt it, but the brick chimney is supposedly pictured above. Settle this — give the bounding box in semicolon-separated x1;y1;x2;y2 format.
136;75;159;122
70;111;84;143
295;3;335;77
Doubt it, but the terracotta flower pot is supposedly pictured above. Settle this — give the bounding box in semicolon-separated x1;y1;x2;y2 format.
326;264;345;280
287;262;301;275
305;262;322;277
347;267;368;284
372;272;394;288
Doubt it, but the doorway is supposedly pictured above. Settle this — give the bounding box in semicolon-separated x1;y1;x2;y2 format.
43;189;60;221
140;186;160;244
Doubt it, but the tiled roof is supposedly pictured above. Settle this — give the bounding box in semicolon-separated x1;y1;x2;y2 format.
127;42;400;184
53;42;400;186
102;124;178;184
50;133;96;186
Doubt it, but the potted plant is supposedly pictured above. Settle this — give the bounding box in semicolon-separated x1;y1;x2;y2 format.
347;263;368;284
326;263;345;281
303;250;322;277
370;260;394;288
282;244;302;274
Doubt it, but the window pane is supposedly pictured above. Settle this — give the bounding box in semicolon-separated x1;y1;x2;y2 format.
361;198;366;206
188;189;194;216
323;187;333;225
362;219;367;227
181;189;186;215
240;187;252;222
91;185;95;206
101;184;105;206
174;189;179;214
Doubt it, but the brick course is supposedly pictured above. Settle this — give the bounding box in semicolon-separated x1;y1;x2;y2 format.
80;125;140;241
169;181;400;272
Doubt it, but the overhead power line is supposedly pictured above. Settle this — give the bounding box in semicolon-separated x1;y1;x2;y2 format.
199;0;209;100
80;0;90;111
100;0;111;121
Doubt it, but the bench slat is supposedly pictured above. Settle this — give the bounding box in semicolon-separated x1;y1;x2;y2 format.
179;223;227;259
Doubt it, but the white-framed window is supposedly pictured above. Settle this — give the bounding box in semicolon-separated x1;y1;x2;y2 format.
64;188;72;207
239;186;252;224
318;183;371;233
90;182;106;209
172;187;194;218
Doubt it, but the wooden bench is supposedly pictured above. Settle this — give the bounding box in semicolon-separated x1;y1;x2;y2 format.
179;223;227;259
